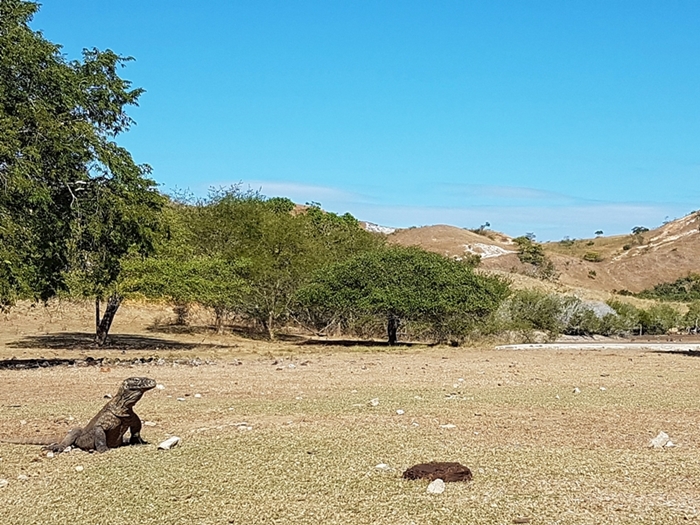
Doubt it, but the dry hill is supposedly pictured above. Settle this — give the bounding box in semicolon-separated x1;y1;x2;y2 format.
384;211;700;295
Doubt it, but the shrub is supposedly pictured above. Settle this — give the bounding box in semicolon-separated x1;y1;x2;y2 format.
583;252;603;262
638;304;682;335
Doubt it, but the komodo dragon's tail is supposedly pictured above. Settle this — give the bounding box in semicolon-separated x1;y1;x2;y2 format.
0;437;60;446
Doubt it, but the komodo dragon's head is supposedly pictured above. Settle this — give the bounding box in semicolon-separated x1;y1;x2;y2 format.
113;377;157;409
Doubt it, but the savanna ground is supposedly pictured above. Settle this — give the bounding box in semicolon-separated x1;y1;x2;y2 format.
1;302;699;524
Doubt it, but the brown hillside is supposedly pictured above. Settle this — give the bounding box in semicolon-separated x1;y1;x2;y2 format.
386;212;700;294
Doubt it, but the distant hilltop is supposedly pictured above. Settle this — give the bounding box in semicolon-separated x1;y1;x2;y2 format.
362;211;700;297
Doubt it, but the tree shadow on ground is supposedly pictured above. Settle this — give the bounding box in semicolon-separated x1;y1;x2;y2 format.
298;338;432;347
653;349;700;357
7;332;236;351
147;323;307;342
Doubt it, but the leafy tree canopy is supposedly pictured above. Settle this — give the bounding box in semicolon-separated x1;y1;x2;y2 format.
297;246;510;344
0;1;165;341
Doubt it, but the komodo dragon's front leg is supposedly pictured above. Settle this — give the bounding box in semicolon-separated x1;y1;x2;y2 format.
127;411;146;445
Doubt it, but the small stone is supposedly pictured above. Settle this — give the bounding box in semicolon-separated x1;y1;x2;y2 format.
375;463;390;470
158;436;181;450
194;393;202;398
20;420;26;425
75;466;84;472
369;398;380;407
144;421;156;427
440;424;456;429
396;409;405;415
17;474;28;481
288;363;296;369
665;440;676;448
599;387;607;391
177;398;186;402
63;446;72;453
103;394;112;399
46;452;54;458
156;384;165;390
573;387;581;394
427;478;445;494
555;395;560;399
649;431;670;448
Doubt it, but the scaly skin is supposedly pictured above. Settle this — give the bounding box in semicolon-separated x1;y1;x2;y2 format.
1;377;156;453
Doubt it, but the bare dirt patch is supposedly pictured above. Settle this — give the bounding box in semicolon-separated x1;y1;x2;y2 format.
1;302;700;523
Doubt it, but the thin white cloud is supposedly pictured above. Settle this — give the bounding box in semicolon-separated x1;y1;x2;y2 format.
241;180;363;204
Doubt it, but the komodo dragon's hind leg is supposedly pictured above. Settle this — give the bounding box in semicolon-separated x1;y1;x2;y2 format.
43;428;82;453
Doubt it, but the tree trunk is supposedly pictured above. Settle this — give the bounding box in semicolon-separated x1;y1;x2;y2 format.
387;315;400;345
95;294;122;346
267;311;275;340
173;302;190;326
95;297;100;335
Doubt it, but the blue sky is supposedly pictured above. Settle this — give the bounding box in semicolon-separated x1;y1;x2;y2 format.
33;1;700;240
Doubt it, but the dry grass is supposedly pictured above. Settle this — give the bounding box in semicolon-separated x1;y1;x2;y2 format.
2;343;700;524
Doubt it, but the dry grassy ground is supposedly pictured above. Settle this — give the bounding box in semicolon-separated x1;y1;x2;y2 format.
1;302;700;524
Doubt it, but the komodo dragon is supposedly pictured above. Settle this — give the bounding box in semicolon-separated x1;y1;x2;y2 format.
1;377;156;453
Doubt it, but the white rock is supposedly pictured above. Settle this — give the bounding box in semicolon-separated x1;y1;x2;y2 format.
440;424;456;429
158;436;181;450
46;452;54;458
74;466;84;472
17;474;28;481
599;387;607;391
288;363;296;369
144;421;156;427
194;393;202;398
375;463;390;470
555;395;560;399
412;422;419;427
458;378;464;382
396;409;405;415
369;398;380;407
0;479;8;488
177;397;186;402
63;446;72;453
649;431;670;448
427;478;445;494
573;387;581;394
20;420;26;425
665;440;676;448
156;384;165;390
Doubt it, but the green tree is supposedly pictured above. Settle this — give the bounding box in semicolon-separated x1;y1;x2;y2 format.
297;246;509;344
0;1;165;343
184;188;382;338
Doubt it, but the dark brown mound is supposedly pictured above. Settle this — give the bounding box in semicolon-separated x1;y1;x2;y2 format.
402;461;473;482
